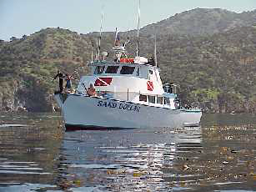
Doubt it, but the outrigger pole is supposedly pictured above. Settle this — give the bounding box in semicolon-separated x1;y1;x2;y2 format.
91;50;94;62
136;0;141;57
154;28;158;67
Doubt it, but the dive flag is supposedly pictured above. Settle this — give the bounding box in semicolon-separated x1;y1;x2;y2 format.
94;77;113;86
147;81;154;91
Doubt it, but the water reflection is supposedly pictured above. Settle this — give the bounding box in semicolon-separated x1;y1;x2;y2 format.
58;127;202;191
1;113;256;191
0;113;63;191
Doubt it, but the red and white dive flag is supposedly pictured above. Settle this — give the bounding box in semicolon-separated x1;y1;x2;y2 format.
94;77;113;86
147;81;154;91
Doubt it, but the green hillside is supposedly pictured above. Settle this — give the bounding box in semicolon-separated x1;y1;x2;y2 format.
1;8;256;113
153;26;256;113
0;28;93;111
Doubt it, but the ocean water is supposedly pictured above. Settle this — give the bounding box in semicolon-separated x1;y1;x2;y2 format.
0;113;256;191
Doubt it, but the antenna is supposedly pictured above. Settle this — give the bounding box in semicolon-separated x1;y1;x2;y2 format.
136;0;141;57
97;5;104;60
114;27;118;46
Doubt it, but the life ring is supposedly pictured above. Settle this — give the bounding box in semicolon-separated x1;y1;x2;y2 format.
120;58;134;63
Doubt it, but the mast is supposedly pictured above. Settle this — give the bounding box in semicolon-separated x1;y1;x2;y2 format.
136;0;141;57
97;5;104;60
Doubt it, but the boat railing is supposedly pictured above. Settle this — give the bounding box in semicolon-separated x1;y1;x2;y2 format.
95;90;137;101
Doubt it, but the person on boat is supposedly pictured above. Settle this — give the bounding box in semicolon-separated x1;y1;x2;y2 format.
87;83;97;96
53;70;64;93
147;57;156;66
65;73;73;92
174;98;181;109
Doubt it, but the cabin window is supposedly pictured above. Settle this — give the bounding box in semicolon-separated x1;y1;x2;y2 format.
94;66;105;74
157;96;163;104
120;66;135;74
105;66;119;74
148;70;154;80
136;67;140;76
148;95;155;104
139;94;147;102
164;97;170;105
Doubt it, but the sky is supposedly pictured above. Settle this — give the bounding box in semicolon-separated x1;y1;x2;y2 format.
0;0;256;41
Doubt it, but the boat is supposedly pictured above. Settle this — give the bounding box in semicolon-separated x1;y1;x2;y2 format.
54;4;202;130
54;45;201;130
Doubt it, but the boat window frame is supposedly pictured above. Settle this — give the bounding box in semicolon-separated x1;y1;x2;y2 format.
148;69;154;80
139;94;147;102
148;95;156;104
164;97;170;105
120;66;136;75
94;65;105;75
157;96;163;104
105;65;120;74
136;67;140;76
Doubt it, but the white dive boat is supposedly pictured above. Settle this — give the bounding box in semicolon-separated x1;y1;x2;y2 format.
54;44;202;130
54;2;201;130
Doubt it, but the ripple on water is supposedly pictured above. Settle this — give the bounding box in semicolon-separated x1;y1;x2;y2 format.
1;113;256;191
0;161;50;175
0;124;28;128
0;183;58;192
61;140;199;191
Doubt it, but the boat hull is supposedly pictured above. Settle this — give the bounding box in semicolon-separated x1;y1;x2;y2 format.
55;93;202;130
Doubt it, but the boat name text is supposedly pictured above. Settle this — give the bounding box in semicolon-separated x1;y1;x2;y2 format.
97;100;140;112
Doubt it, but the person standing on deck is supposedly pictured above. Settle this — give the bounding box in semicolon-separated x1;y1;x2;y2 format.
54;70;64;93
65;74;73;92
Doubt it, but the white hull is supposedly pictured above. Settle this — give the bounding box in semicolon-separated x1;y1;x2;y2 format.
55;94;202;130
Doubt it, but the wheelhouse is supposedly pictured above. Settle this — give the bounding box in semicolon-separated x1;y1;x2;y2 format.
90;61;161;82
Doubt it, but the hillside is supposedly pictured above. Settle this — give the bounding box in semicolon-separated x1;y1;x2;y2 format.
141;8;256;36
153;26;256;113
0;28;93;112
1;8;256;113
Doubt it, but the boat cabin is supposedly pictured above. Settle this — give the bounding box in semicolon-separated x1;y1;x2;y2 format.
76;58;179;109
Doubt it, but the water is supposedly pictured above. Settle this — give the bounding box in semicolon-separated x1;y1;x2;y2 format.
0;113;256;191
